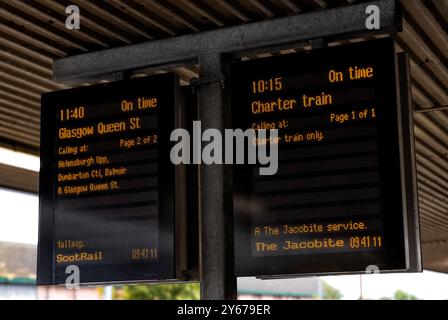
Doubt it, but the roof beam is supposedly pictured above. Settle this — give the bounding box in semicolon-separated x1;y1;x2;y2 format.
0;163;38;194
53;0;401;84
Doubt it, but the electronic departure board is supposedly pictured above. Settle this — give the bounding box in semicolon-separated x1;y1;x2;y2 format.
38;74;182;285
231;38;420;277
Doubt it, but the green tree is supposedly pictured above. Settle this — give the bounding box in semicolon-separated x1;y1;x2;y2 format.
322;281;343;300
118;283;200;300
393;290;418;300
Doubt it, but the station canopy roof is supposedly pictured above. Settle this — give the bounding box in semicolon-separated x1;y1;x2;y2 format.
0;0;447;273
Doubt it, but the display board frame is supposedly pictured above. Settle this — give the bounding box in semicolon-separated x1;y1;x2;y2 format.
231;38;421;277
37;73;184;285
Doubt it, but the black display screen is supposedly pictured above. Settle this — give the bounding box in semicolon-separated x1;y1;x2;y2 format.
231;38;412;277
38;73;179;285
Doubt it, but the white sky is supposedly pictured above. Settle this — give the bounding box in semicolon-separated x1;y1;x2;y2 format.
0;147;39;244
0;148;448;299
0;147;40;172
0;187;38;245
321;271;448;300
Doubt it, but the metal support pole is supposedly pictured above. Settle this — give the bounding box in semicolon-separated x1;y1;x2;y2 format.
397;53;422;272
359;275;364;300
197;54;236;300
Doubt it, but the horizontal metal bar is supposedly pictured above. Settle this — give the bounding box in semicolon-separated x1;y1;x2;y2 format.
53;0;400;83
